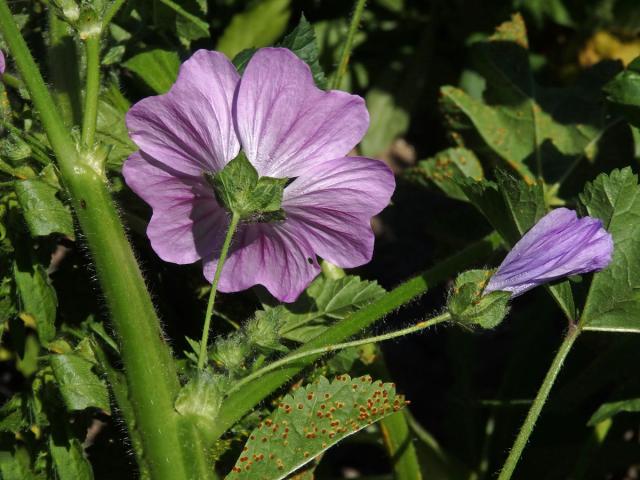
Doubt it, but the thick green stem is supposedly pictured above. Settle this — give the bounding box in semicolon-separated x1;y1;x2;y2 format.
210;233;502;441
48;10;82;127
81;35;100;146
496;326;580;480
331;0;367;89
228;313;450;396
0;5;202;479
198;212;240;370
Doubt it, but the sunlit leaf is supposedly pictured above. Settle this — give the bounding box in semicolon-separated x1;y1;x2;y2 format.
124;49;180;94
226;375;407;480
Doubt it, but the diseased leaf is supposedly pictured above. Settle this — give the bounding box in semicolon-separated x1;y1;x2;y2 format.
580;167;640;332
588;398;640;426
49;352;111;412
216;0;291;59
404;147;483;202
279;15;326;88
13;259;57;344
440;14;620;183
226;375;407;480
265;275;385;342
14;178;74;238
124;49;180;94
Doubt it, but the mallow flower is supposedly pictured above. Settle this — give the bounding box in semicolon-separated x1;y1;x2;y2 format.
484;208;613;297
123;48;395;302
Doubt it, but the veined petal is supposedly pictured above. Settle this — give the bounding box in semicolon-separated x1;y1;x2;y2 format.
123;152;228;264
282;156;395;267
203;223;321;302
234;48;369;178
126;50;240;176
485;208;613;297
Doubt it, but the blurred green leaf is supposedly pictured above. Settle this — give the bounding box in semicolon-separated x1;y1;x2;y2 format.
266;275;385;342
440;13;620;183
14;178;73;238
49;352;111;412
216;0;291;59
13;259;57;344
589;398;640;426
157;0;209;45
279;15;326;88
123;49;180;94
405;147;483;201
49;437;93;480
604;56;640;128
0;447;37;480
226;375;406;480
580;167;640;332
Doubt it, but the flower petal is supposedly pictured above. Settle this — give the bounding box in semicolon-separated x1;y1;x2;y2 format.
282;156;395;267
126;50;240;176
123;152;228;264
485;208;614;296
203;223;321;302
234;48;369;178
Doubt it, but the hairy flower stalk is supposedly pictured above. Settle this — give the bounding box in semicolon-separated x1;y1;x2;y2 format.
485;208;613;297
124;48;395;302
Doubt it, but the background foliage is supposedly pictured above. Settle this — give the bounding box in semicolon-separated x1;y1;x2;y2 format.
0;0;639;479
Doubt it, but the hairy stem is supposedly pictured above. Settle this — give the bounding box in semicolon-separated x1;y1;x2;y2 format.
81;35;100;146
497;326;580;480
0;5;204;479
228;313;450;396
198;212;240;370
210;233;502;441
331;0;367;89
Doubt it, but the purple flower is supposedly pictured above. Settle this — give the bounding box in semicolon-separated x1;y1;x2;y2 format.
0;50;5;75
484;208;613;297
123;48;395;302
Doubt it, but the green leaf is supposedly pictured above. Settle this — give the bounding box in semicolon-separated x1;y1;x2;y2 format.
49;352;111;412
0;448;37;480
588;398;640;426
405;147;483;202
267;275;386;343
232;48;257;73
48;437;93;480
604;56;640;128
14;178;74;238
216;0;291;59
175;371;223;441
440;13;620;183
96;99;136;170
123;49;180;94
13;259;57;344
279;15;326;88
580;167;640;332
226;375;407;480
0;395;27;434
209;153;287;221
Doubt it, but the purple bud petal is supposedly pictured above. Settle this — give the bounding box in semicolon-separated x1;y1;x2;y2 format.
484;208;613;297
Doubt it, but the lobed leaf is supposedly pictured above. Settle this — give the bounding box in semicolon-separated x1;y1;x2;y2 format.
14;178;74;238
49;352;111;412
580;167;640;332
226;375;406;480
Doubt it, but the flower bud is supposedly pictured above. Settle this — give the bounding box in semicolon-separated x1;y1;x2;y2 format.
210;335;250;373
448;269;510;329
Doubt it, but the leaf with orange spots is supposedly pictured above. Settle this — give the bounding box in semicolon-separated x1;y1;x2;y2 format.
225;375;407;480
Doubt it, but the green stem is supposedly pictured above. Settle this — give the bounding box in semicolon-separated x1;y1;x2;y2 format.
1;72;21;89
496;326;580;480
198;212;240;370
210;232;502;441
81;35;100;146
0;5;203;479
228;313;450;396
330;0;367;89
48;10;82;127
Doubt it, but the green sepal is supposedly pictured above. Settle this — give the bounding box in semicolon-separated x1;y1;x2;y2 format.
448;269;510;329
207;153;287;222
